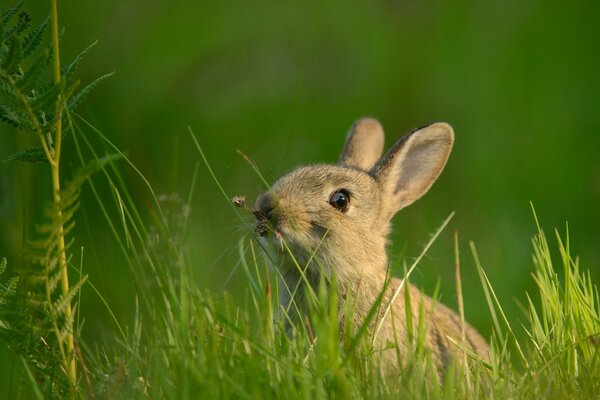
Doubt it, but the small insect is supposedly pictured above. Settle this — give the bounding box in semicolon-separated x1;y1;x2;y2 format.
232;196;246;208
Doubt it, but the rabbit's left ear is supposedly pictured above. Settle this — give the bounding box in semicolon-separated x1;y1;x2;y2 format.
339;118;385;171
371;123;454;218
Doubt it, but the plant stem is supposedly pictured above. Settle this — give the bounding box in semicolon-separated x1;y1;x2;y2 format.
50;0;77;389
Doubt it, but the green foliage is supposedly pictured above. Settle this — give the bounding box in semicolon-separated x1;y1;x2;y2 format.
3;118;598;398
61;148;599;398
0;154;119;398
0;1;111;163
1;145;47;162
72;212;594;399
0;258;19;328
0;1;598;398
521;215;600;394
469;214;600;398
137;220;598;399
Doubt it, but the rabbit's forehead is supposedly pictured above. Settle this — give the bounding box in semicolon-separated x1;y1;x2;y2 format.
273;164;375;194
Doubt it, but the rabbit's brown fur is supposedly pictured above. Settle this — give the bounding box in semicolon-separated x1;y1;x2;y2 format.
254;118;489;375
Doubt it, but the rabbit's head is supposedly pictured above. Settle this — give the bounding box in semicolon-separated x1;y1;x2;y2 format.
254;118;454;280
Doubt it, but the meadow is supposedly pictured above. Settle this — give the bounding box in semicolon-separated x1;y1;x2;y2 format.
0;0;599;398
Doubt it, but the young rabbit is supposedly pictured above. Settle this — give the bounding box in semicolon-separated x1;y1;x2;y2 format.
253;118;489;374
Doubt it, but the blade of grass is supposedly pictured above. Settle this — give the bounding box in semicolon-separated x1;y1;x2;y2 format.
454;231;471;389
20;358;44;400
236;148;269;189
189;126;241;218
373;211;454;344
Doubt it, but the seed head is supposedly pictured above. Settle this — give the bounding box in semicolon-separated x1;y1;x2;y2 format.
232;196;246;208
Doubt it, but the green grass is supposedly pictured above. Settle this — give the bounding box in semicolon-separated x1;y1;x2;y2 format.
83;197;600;399
1;117;599;398
1;2;599;398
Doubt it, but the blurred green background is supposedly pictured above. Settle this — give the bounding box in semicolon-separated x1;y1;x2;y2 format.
1;0;599;347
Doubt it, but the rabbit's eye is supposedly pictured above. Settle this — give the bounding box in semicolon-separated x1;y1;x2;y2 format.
329;190;350;212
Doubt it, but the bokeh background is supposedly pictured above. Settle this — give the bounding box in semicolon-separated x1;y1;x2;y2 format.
1;0;599;349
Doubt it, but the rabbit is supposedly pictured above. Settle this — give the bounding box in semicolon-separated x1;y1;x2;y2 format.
253;117;490;376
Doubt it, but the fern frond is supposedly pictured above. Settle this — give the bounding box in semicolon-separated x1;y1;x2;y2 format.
29;80;62;109
67;71;114;110
63;39;97;79
56;303;77;345
1;153;121;394
21;15;49;59
46;269;63;296
2;145;47;163
0;103;22;127
50;276;87;320
0;5;108;151
18;51;49;91
0;257;19;333
2;9;30;40
1;1;24;26
2;34;22;73
0;258;19;308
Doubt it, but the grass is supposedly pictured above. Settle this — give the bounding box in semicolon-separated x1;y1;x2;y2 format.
0;3;598;398
1;120;599;398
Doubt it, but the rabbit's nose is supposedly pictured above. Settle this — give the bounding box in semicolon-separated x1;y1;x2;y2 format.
254;193;277;221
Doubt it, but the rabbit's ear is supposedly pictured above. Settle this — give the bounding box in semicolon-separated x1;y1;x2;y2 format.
339;118;385;171
371;123;454;218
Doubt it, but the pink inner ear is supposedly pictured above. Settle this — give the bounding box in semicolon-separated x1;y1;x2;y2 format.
376;124;453;214
394;139;449;197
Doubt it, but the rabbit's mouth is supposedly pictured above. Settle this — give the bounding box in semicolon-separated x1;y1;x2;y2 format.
253;215;286;243
254;220;272;237
253;207;272;237
253;209;299;251
252;199;289;240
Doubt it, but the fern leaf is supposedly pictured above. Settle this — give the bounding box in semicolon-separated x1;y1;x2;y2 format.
3;10;30;40
2;146;48;163
30;80;63;109
1;34;22;73
67;71;114;110
0;75;13;95
0;259;19;306
0;103;23;127
46;270;62;296
1;0;23;26
17;50;48;91
49;275;87;320
63;39;98;79
1;277;19;307
57;304;77;344
0;257;19;324
21;15;49;59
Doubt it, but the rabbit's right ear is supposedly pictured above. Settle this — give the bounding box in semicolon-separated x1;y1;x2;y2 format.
371;123;454;220
339;118;385;171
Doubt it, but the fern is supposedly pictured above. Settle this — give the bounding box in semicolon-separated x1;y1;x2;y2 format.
0;1;119;396
0;155;118;397
0;2;111;163
0;258;19;329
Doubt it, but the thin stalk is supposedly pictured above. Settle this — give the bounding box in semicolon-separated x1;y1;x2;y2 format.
49;0;77;388
454;231;471;389
372;211;454;344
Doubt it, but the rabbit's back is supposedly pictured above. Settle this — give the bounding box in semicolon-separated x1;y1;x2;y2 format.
378;279;489;371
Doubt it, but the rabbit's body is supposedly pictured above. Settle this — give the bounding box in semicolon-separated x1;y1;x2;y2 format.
254;118;489;374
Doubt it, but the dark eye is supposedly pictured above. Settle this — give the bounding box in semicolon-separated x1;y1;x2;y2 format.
328;190;350;212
